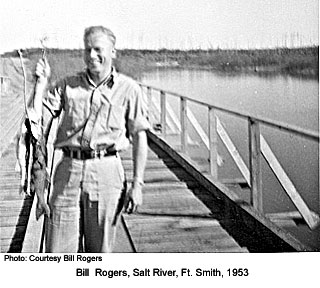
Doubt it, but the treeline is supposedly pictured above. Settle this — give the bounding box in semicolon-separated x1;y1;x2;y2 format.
2;46;318;80
119;46;319;77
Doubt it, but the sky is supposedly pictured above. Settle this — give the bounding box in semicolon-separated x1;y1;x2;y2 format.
0;0;318;53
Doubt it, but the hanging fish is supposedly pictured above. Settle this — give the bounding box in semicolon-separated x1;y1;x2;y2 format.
16;49;51;220
16;117;51;220
16;118;33;196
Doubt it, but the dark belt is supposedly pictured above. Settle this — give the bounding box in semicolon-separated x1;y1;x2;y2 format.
62;147;117;160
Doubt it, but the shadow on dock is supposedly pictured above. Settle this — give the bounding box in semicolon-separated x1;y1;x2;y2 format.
7;195;34;252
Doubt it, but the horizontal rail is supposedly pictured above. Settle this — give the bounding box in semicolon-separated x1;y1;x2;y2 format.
138;82;319;142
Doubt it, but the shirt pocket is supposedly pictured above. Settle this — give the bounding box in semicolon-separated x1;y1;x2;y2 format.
107;104;125;130
67;97;87;129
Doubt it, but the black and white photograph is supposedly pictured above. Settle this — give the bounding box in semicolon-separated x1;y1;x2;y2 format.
0;0;318;286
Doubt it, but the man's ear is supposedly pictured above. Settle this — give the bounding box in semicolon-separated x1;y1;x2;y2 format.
111;48;117;58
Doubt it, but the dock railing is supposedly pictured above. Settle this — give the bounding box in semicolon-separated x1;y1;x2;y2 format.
138;82;320;230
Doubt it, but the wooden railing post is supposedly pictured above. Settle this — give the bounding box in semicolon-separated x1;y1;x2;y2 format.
248;118;263;212
147;86;152;109
208;107;218;179
180;97;187;153
146;86;152;124
160;91;166;136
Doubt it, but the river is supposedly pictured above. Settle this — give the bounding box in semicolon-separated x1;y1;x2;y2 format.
142;69;319;250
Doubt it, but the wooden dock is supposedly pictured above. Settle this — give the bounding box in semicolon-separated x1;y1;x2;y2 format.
0;131;311;253
1;56;317;253
0;138;248;253
0;144;34;252
118;141;249;253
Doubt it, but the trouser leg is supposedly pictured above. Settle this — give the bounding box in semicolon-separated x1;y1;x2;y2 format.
82;188;123;252
45;158;83;253
45;206;80;252
82;156;126;253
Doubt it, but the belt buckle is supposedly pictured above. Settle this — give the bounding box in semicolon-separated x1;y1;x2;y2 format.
94;150;100;158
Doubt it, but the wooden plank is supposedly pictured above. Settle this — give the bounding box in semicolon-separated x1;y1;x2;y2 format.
130;239;245;253
123;215;221;227
128;226;234;242
141;194;211;213
261;135;320;229
0;225;26;239
0;215;29;227
0;194;26;201
124;216;225;232
0;205;33;216
0;176;21;183
143;185;211;195
123;215;247;253
1;239;24;253
141;181;198;190
139;202;211;216
125;168;194;184
248;119;262;212
0;200;33;209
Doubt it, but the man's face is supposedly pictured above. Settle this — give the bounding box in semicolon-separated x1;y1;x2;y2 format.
84;32;115;76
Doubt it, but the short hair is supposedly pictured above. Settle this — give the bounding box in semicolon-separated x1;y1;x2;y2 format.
83;26;116;47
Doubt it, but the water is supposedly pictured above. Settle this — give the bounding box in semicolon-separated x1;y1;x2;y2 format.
142;69;319;250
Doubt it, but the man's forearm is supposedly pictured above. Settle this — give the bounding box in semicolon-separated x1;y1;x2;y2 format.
32;57;51;120
132;130;148;186
33;81;48;119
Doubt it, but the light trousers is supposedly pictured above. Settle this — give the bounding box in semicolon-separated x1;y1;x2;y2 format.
45;154;126;252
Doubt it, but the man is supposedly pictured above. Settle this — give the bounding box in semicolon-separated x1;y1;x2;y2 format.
32;26;149;252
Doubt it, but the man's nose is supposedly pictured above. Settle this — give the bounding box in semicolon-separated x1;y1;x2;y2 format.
88;49;98;58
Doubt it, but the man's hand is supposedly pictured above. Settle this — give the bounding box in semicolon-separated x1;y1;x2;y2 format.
36;200;50;221
125;183;143;214
35;57;51;84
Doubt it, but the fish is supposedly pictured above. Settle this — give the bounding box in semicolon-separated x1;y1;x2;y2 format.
16;117;51;220
16;118;32;195
15;48;51;219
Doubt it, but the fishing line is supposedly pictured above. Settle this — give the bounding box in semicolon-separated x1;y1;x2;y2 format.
17;49;29;119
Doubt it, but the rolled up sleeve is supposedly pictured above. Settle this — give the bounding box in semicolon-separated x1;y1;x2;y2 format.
43;81;64;118
127;84;150;137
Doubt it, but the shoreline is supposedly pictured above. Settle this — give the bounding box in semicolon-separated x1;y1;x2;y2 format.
142;64;319;80
1;46;318;81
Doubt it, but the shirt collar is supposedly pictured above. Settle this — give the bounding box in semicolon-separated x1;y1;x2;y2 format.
86;67;116;89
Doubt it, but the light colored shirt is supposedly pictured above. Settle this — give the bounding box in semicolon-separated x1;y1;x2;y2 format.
43;69;150;151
